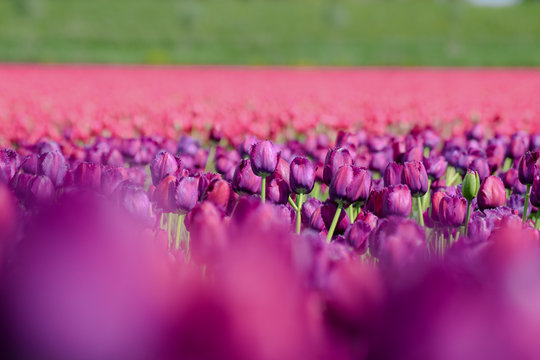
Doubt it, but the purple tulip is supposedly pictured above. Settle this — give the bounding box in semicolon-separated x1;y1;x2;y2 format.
466;124;485;141
73;162;102;189
103;149;124;167
289;157;315;194
530;173;540;208
420;128;440;149
383;162;403;187
366;188;386;218
430;191;446;224
177;135;200;156
21;153;39;174
486;143;505;173
369;217;426;267
154;175;177;212
250;140;279;177
38;151;68;187
402;161;428;197
101;166;128;195
329;165;353;203
301;197;322;227
344;221;371;254
150;150;178;186
232;159;261;195
266;177;290;205
28;175;55;205
271;157;291;186
468;157;490;181
321;200;350;236
0;148;21;184
121;185;152;221
323;147;352;185
239;135;258;158
477;175;506;211
370;149;393;174
347;167;372;204
439;195;467;227
518;151;540;185
209;124;223;142
382;185;412;218
203;179;232;212
508;131;530;160
309;207;326;232
185;202;226;264
175;176;199;214
9;172;34;200
423;155;447;180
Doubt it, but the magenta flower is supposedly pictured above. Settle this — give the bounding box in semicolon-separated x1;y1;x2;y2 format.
383;162;403;187
232;159;261;195
175;176;199;214
289;156;315;194
150;150;178;186
382;185;412;218
323;147;352;185
402;161;428;197
250;140;279;177
477;175;506;211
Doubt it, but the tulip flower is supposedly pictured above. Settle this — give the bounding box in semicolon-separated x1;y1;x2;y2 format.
344;220;371;254
423;155;447;180
239;135;258;158
101;166;128;195
0;148;21;184
28;175;55;205
73;162;102;190
382;185;412;218
323;147;352;186
290;157;315;195
38;151;68;188
383;162;403;187
203;179;232;212
266;177;290;205
477;175;506;211
175;176;199;214
439;195;467;227
469;157;490;181
250;140;279;203
150;150;178;186
518;151;540;185
402;161;428;226
232;159;261;196
21;153;39;175
508;131;530;160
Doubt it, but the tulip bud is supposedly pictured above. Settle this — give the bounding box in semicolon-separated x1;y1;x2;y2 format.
21;153;39;174
232;159;261;195
477;175;506;211
0;148;21;184
430;191;446;224
289;157;315;195
383;162;403;187
344;221;371;254
209;124;223;142
323;147;352;186
366;189;386;218
329;165;353;203
461;170;480;201
401;161;428;197
150;150;178;186
518;151;540;185
301;197;322;227
154;175;177;212
266;177;290;205
38;151;68;188
439;195;467;227
382;185;412;218
73;162;102;189
309;207;326;232
203;179;232;212
175;176;199;214
250;140;279;177
347;167;372;204
28;175;55;205
423;155;447;180
530;173;540;208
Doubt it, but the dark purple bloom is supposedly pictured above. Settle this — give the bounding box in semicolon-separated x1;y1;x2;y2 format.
185;202;226;264
402;146;424;163
21;153;39;174
73;162;102;189
518;151;540;185
38;151;68;188
329;165;352;203
150;150;178;186
239;135;258;158
466;124;485;141
508;131;530;160
266;177;290;205
9;172;34;200
344;221;371;254
120;138;141;159
323;147;352;185
321;200;350;236
154;175;177;212
477;175;506;211
270;157;291;186
382;185;412;218
402;161;428;197
101;166;128;195
468;157;490;181
232;159;261;195
202;179;232;212
347;167;372;204
121;185;152;221
103;149;124;167
530;173;540;208
209;124;223;142
369;217;426;267
250;140;279;177
430;191;446;224
289;157;315;194
366;188;386;218
309;207;326;232
175;176;199;214
486;143;505;173
370;149;393;174
383;162;403;187
420;128;440;149
423;155;447;180
301;197;322;227
439;194;467;227
0;148;21;184
28;175;55;205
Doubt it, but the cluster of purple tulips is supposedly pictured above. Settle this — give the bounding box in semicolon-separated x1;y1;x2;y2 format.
1;124;540;359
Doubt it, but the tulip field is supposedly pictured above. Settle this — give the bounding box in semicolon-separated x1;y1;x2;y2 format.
2;65;540;359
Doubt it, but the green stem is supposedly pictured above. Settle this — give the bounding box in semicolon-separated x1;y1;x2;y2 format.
424;146;430;158
465;200;472;237
288;195;299;211
261;175;267;203
167;212;173;248
523;184;531;222
296;193;305;234
204;143;216;172
176;214;185;250
326;203;343;243
416;197;424;227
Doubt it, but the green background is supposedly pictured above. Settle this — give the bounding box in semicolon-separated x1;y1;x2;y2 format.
1;0;539;66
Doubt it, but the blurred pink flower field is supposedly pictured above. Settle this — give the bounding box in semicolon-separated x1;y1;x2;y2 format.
1;66;540;144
